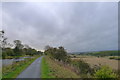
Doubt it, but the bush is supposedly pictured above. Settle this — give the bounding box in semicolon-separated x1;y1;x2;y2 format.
109;57;120;60
71;59;92;75
94;66;118;78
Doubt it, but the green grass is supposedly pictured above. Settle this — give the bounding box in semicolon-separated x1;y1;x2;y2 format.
0;67;2;79
2;56;40;78
41;57;54;78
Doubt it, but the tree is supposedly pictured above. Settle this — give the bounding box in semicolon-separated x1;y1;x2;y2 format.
13;40;24;56
0;30;8;49
44;45;51;50
44;46;69;62
4;48;14;56
2;37;7;49
24;44;30;49
44;46;53;55
36;51;43;55
0;30;4;42
55;46;67;61
14;40;24;49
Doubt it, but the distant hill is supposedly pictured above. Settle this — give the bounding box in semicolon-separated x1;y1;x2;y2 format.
83;50;119;56
70;50;119;57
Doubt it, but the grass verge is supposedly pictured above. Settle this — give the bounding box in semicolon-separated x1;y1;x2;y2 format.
41;57;54;78
41;56;80;78
2;55;40;78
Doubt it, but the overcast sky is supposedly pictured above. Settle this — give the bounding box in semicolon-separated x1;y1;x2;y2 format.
1;2;118;52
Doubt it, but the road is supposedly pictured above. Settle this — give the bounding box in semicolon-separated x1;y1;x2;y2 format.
17;56;43;78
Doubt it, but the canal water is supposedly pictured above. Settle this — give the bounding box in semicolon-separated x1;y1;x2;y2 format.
2;56;34;66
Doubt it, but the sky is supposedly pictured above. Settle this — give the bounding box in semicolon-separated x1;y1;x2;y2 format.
1;2;118;52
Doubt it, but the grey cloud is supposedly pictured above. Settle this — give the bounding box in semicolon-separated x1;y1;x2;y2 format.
2;2;118;52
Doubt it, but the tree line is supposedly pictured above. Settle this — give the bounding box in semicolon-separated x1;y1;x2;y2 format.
0;30;43;59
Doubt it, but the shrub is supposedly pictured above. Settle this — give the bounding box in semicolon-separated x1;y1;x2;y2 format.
71;59;92;75
109;57;120;60
94;66;118;78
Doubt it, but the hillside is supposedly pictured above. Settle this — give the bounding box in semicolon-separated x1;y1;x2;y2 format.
78;50;119;57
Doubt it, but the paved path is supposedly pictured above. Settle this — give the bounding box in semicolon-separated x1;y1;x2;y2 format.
17;56;43;78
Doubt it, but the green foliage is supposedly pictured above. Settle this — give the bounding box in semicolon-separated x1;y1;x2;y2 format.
71;59;92;75
78;60;91;74
2;48;15;59
2;48;42;59
109;56;120;60
13;40;24;56
94;66;118;78
2;44;43;59
1;31;43;59
5;48;15;56
44;46;69;62
2;51;7;59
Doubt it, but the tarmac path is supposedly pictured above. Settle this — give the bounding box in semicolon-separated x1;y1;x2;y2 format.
17;56;43;78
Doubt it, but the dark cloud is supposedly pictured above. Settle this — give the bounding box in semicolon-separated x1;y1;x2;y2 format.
2;2;118;52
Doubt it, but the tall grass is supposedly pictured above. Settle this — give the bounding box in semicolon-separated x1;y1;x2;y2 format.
41;56;80;78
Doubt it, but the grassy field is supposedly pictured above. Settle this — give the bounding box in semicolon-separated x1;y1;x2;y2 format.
41;56;80;78
71;56;119;70
2;55;40;78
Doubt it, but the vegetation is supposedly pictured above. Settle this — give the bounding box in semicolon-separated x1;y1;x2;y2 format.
2;56;40;78
44;46;119;79
84;51;119;57
44;45;70;63
2;40;43;59
70;59;93;77
0;31;43;59
41;57;54;78
94;66;118;78
1;30;43;78
41;56;80;78
44;46;93;78
1;30;119;79
109;56;120;60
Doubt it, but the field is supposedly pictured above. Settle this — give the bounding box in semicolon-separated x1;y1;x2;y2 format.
71;55;119;70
